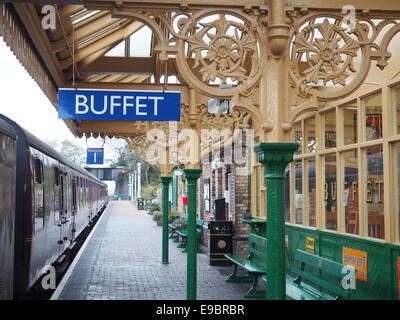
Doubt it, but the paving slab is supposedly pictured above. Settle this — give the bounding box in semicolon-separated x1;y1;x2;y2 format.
53;200;265;300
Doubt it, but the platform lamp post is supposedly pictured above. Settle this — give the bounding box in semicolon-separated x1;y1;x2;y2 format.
184;168;202;300
254;142;298;300
161;176;172;264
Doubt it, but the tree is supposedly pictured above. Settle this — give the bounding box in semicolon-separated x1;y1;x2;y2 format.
110;142;161;198
43;138;86;166
60;140;86;166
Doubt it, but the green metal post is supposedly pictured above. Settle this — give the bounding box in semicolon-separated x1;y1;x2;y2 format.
172;171;178;210
254;143;298;300
183;168;202;300
161;176;172;264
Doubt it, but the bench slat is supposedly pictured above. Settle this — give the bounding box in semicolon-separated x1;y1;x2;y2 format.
290;267;349;299
294;250;345;277
225;254;266;274
247;247;267;260
248;233;267;248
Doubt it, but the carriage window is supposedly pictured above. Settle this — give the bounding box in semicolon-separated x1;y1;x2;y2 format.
33;158;44;232
34;158;43;184
54;167;59;186
54;168;60;221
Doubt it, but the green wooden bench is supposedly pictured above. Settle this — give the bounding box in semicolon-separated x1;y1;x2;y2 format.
285;249;355;300
168;218;181;241
177;219;204;253
225;233;267;298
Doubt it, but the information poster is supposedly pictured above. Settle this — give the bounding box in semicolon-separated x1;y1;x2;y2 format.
343;247;368;282
306;237;315;254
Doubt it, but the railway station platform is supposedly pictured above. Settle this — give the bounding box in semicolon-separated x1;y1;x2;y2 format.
51;200;264;300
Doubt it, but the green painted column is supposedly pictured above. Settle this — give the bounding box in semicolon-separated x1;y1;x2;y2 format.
183;168;202;300
254;142;299;300
161;176;172;264
172;172;178;210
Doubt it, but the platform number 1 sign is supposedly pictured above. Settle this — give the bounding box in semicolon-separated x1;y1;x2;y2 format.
87;148;104;165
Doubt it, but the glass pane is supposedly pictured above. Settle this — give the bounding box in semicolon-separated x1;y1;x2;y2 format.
305;117;316;153
343;101;358;145
323;110;336;149
363;92;382;142
307;158;316;227
343;151;359;234
324;154;337;230
293;122;302;155
393;143;400;242
129;26;153;57
105;40;126;57
35;185;44;232
391;84;400;136
365;146;384;239
294;160;303;224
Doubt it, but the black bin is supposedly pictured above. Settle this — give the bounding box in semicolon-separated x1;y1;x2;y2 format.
137;198;144;210
208;220;233;266
214;198;226;220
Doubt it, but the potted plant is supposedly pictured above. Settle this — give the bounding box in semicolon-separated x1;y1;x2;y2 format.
147;202;160;215
168;208;180;224
153;211;163;226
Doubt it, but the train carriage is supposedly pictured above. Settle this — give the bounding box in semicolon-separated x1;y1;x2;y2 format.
0;114;108;299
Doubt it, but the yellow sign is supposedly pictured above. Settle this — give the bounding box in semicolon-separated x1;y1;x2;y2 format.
343;247;368;282
306;237;315;254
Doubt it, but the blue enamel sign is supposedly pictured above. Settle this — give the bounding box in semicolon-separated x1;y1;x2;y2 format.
58;88;181;121
87;148;104;165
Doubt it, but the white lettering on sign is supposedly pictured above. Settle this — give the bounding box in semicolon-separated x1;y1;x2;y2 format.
91;96;107;115
123;96;134;115
73;94;164;117
148;96;164;116
75;95;89;114
110;96;121;115
136;96;147;116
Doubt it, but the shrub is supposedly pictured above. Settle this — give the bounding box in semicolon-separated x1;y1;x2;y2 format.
153;211;163;221
149;202;160;213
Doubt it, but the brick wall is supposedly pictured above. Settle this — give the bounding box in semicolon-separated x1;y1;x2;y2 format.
196;149;251;256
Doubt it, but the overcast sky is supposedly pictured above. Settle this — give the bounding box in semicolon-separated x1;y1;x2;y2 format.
0;38;124;167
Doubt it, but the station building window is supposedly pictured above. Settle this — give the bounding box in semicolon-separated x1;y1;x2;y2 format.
305;117;316;153
324;153;337;230
306;158;316;227
362;92;382;142
286;82;400;243
342;101;357;146
294;159;302;225
364;146;384;239
343;150;358;234
323;110;336;149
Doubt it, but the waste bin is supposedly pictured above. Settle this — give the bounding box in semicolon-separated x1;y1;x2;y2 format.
208;220;233;266
214;198;226;220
